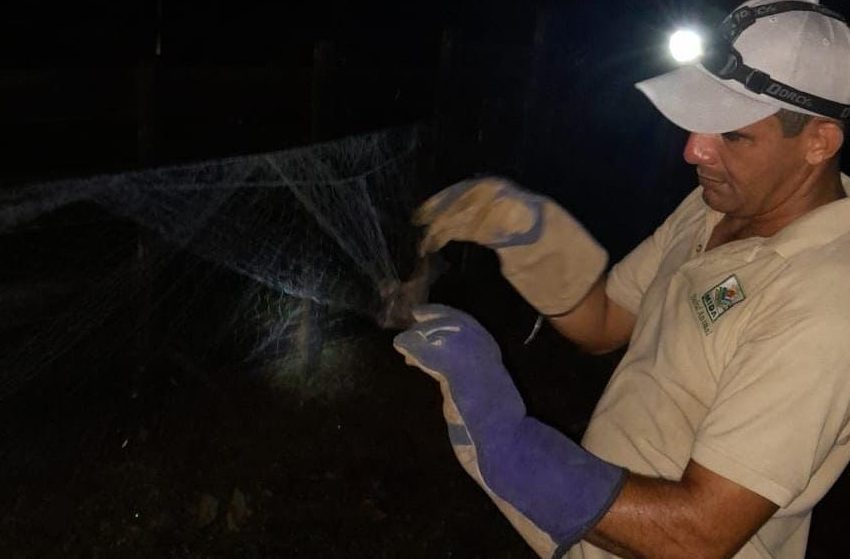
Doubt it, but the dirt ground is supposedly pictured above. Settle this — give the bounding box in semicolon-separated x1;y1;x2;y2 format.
0;324;537;558
1;267;849;558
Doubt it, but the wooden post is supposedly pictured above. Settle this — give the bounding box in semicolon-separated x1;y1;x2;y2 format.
292;41;338;375
310;41;335;142
131;1;160;392
434;28;454;163
519;2;552;175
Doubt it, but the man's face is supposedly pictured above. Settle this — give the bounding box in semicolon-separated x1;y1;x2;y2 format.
683;115;811;218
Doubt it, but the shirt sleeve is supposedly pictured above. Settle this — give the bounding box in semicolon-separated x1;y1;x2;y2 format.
692;274;850;507
607;188;705;316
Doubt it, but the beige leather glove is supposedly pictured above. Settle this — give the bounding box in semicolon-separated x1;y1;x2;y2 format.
414;177;607;316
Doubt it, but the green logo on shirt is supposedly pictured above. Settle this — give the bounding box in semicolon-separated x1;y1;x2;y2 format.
701;275;746;322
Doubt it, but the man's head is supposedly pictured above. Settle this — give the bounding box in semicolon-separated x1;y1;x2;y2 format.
636;0;850;134
682;110;844;217
637;1;849;220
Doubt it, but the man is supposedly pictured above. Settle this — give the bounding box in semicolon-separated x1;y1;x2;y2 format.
393;1;850;558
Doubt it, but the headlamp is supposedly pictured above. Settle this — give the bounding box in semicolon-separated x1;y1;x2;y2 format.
688;1;850;120
668;29;703;63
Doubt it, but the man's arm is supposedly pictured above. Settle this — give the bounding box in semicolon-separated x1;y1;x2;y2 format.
548;276;637;355
587;460;779;559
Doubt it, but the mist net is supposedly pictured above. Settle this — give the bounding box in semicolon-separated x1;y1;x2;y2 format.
0;126;427;399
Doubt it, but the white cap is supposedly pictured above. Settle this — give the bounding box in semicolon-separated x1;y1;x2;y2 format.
636;0;850;133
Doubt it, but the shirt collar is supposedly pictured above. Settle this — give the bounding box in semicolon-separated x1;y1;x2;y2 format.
763;174;850;259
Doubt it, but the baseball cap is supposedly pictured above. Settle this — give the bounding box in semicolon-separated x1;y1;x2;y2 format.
636;0;850;133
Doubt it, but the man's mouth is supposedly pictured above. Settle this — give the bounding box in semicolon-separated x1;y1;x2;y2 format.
698;173;725;186
697;173;722;182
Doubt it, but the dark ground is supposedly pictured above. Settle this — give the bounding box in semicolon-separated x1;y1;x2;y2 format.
1;327;535;559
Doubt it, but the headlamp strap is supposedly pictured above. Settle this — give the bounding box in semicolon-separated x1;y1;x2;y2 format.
712;1;850;120
728;64;850;119
721;1;847;42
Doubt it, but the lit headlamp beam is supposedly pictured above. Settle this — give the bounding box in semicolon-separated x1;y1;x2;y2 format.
669;29;704;63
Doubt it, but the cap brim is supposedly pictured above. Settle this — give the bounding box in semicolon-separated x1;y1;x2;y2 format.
635;65;780;133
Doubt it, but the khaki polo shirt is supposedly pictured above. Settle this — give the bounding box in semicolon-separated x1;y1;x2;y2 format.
570;176;850;559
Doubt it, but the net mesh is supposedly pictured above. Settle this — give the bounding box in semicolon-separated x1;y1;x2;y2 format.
0;126;425;399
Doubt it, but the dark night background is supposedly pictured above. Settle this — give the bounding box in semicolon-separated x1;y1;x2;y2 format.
1;0;850;557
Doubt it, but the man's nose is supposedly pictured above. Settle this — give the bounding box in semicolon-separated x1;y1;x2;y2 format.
683;133;718;165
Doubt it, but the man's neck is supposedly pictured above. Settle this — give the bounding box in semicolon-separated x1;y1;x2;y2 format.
707;170;845;250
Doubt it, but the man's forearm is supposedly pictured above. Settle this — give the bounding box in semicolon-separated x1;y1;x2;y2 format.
584;462;778;559
547;278;636;355
586;473;707;559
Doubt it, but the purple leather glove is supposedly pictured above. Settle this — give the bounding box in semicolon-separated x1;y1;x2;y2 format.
394;305;625;556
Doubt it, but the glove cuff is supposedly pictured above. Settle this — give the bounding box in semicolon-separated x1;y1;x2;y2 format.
497;200;607;316
448;411;626;557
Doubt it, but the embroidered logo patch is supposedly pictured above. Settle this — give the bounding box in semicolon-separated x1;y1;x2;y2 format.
701;275;745;322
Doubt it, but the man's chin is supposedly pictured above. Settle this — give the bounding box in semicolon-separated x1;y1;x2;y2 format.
701;185;732;213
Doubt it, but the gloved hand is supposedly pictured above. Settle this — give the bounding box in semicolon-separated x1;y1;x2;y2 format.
394;304;626;557
414;177;608;316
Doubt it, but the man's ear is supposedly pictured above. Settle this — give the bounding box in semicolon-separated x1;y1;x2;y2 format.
805;120;844;165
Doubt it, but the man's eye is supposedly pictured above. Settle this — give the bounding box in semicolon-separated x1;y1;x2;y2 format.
722;132;743;142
